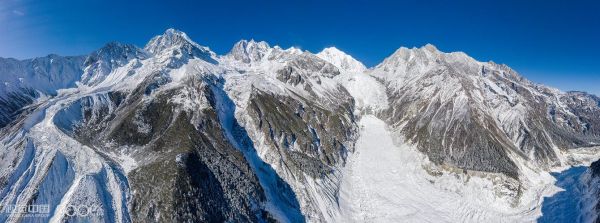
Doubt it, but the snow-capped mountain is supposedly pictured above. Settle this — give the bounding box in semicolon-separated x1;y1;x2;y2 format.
81;42;148;86
228;39;271;63
371;44;600;175
145;28;218;67
1;29;599;223
0;55;85;127
316;47;366;72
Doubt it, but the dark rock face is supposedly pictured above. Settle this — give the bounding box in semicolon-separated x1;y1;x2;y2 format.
239;86;357;221
247;89;356;178
585;160;600;223
382;64;521;178
125;110;266;223
274;52;340;96
556;91;600;139
0;88;38;128
591;160;600;178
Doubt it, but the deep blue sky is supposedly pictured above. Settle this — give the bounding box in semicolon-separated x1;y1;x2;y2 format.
1;0;598;95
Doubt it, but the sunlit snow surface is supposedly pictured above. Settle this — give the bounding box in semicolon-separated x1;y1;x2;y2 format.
336;115;572;223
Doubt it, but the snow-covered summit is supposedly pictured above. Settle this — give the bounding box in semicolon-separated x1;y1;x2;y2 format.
145;29;202;54
144;28;217;66
228;39;271;63
374;43;479;77
81;42;148;85
92;42;146;58
316;47;366;72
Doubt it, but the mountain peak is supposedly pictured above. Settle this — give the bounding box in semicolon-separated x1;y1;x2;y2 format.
96;42;146;56
316;47;366;72
81;42;147;85
239;39;270;49
164;28;185;36
320;47;344;54
85;41;146;66
228;39;271;63
376;44;475;73
145;28;200;53
144;28;217;65
422;43;439;52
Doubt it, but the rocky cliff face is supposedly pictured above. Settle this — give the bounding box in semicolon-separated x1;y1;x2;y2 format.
370;45;600;178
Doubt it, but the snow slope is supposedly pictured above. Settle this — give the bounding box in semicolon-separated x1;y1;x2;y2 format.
0;91;130;223
336;115;598;223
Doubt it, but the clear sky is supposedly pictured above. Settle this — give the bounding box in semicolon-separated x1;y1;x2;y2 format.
0;0;598;95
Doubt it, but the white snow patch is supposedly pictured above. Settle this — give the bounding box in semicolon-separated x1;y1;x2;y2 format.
335;72;388;113
118;153;138;174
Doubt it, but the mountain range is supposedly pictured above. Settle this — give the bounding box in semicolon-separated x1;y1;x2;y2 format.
1;29;599;223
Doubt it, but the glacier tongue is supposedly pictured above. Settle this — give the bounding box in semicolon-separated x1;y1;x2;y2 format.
337;115;559;222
